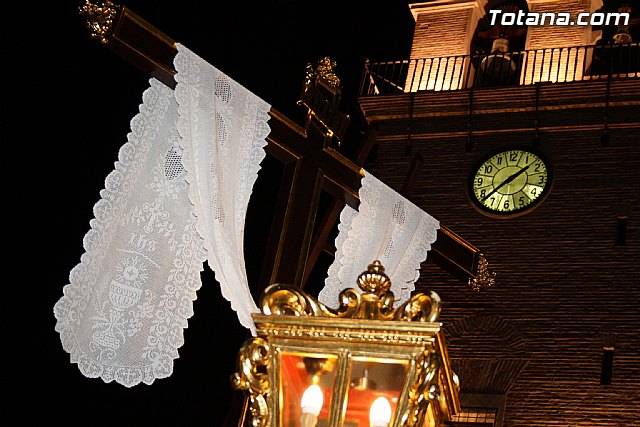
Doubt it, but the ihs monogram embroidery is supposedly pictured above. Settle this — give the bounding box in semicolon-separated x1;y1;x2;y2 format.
91;257;154;356
90;147;184;359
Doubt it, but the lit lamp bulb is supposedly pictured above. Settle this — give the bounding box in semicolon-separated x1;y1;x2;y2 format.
300;384;324;427
369;396;392;427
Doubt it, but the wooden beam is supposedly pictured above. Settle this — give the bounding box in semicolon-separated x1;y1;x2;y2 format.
252;107;363;292
104;6;178;89
79;2;485;289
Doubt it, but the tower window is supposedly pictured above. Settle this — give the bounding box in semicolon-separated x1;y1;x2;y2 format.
601;347;614;385
615;216;628;246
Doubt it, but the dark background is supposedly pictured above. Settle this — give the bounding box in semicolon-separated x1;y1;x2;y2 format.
2;1;415;425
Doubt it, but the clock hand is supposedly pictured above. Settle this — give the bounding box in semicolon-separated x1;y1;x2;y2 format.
482;164;530;202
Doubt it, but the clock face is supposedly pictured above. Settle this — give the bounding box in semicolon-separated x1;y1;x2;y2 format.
470;147;552;216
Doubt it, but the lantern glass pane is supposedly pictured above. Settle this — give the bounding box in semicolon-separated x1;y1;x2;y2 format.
343;358;409;426
280;353;338;427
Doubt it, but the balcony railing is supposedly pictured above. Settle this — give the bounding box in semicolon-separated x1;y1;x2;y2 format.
359;43;640;96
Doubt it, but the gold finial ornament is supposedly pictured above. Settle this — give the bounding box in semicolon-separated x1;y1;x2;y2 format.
78;0;120;44
315;56;341;88
232;260;460;426
357;260;391;295
468;254;496;291
298;55;350;144
305;56;341;90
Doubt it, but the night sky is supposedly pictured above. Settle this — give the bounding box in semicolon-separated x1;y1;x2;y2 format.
2;1;415;425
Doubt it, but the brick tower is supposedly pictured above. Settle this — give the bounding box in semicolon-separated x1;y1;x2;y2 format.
357;1;639;425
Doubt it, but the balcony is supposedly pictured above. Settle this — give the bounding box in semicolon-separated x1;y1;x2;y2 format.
359;43;640;96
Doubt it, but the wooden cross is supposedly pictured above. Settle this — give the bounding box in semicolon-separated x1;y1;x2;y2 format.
78;1;490;297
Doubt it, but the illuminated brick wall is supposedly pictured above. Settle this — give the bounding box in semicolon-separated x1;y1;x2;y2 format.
406;1;485;91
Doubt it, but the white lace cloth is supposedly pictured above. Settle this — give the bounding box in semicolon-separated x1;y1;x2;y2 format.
319;171;440;308
53;44;270;387
174;44;270;335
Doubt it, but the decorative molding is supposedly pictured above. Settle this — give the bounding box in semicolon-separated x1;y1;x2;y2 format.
78;0;120;44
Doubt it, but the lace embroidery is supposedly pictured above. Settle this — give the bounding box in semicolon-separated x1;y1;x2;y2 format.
174;44;271;335
319;171;440;308
54;80;206;387
54;44;272;386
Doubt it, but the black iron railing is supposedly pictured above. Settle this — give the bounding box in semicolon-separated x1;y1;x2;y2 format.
359;43;640;96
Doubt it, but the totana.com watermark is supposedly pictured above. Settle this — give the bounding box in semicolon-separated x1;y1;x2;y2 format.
489;9;630;26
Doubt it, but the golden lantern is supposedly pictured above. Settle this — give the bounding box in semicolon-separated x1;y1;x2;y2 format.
231;261;460;427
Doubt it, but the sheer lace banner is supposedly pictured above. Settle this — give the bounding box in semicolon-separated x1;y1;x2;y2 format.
174;44;270;334
318;171;440;308
54;80;206;386
54;44;271;386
